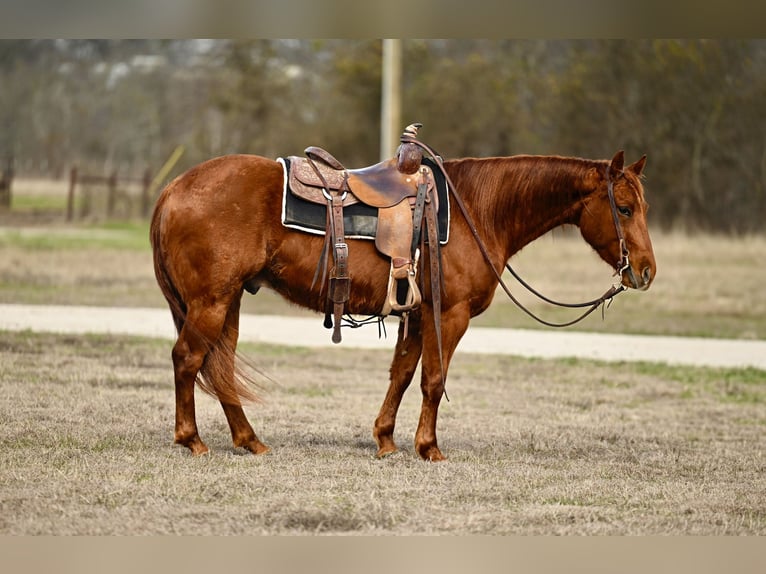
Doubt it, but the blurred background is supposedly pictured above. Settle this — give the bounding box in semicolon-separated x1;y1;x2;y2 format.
1;39;764;233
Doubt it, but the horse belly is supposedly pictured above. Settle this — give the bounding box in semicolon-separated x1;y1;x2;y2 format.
263;233;392;316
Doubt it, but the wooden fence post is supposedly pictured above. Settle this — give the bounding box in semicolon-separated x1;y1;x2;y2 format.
0;173;8;210
141;167;151;218
0;156;12;209
67;166;78;221
106;170;118;218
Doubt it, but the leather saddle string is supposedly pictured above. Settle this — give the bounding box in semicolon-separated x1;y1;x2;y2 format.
329;191;349;344
304;155;350;340
400;134;625;328
305;156;333;292
410;176;429;256
424;182;448;399
398;177;429;341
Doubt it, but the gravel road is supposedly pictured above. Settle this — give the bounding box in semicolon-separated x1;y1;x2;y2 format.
1;303;764;370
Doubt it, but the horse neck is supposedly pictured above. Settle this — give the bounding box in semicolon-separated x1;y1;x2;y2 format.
445;155;604;258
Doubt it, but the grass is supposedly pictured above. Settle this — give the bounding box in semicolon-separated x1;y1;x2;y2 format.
1;330;764;535
0;222;152;251
5;177;70;214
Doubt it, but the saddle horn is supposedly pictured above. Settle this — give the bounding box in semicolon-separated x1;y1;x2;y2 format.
396;123;424;175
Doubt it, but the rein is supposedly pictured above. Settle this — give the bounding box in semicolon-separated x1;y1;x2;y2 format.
401;133;628;328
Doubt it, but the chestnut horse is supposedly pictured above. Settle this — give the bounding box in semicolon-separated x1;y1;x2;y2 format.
150;149;655;461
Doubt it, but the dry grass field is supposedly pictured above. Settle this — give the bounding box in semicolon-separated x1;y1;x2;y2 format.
1;330;764;535
1;178;765;535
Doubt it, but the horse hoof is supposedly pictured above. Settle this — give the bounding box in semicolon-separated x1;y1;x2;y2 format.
189;443;209;456
244;441;271;455
177;435;209;456
375;445;399;458
417;445;446;462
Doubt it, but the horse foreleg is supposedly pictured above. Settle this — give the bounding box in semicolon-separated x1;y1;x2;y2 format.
373;314;423;457
414;306;470;462
217;295;270;455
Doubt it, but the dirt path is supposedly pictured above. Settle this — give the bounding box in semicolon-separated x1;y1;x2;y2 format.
1;303;765;370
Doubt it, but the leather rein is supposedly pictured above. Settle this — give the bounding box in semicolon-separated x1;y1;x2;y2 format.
401;134;630;328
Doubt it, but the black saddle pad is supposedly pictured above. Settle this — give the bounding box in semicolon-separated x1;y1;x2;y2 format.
280;157;450;244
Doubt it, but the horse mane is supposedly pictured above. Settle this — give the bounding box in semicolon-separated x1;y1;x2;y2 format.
444;155;609;234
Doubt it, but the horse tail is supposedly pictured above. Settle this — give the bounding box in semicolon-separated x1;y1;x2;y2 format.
150;187;263;406
149;190;186;335
198;327;264;406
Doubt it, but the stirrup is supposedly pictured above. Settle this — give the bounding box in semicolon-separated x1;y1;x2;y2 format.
381;259;421;315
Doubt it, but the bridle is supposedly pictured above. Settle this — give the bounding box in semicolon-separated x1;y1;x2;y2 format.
499;168;631;327
401;133;632;328
606;169;633;286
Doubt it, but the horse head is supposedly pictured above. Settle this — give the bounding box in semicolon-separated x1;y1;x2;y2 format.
579;151;656;291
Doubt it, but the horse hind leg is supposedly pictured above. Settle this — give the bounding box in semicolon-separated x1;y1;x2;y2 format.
171;304;224;455
214;294;269;455
170;294;252;455
373;314;423;457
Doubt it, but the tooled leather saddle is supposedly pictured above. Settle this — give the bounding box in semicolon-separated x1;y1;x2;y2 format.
278;123;447;344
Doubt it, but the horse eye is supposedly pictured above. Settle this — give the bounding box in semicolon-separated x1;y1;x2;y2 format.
618;205;632;217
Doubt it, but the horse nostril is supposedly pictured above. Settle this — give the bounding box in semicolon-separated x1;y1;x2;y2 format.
642;266;652;284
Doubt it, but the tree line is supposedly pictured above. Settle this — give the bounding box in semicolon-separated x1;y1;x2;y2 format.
1;39;764;233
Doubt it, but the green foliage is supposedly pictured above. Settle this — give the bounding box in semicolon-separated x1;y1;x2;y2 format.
0;221;150;251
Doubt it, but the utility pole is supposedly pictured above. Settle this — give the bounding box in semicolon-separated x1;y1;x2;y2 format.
380;39;402;161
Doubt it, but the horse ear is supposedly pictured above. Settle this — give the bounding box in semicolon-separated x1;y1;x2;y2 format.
627;154;647;176
609;150;625;177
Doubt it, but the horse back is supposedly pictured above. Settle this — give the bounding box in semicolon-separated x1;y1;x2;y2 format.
162;154;282;209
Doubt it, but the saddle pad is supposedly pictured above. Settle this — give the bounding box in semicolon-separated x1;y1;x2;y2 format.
278;157;450;244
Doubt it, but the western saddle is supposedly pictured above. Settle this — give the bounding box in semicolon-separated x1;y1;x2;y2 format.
286;123;441;343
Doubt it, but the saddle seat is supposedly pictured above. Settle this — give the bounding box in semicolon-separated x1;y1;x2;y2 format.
348;158;423;208
288;150;431;209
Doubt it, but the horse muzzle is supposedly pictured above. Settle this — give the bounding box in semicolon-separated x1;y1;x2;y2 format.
622;263;654;291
